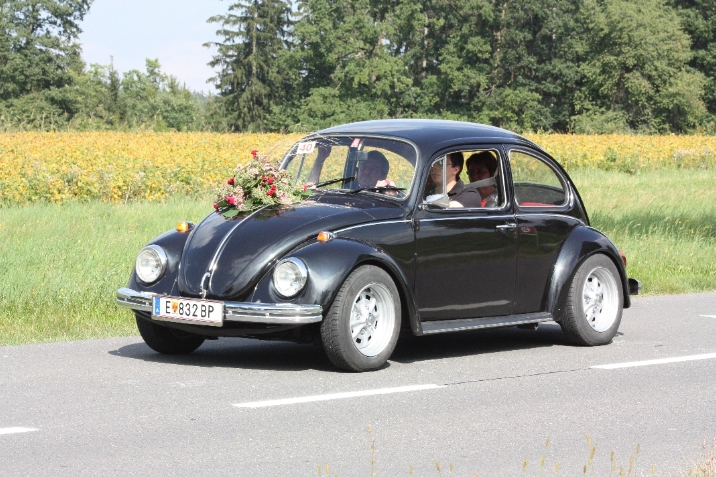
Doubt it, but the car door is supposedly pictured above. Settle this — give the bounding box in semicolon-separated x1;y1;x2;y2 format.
413;146;517;321
506;147;583;314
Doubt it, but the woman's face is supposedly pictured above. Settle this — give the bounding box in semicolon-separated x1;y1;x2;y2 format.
468;160;497;199
468;162;491;182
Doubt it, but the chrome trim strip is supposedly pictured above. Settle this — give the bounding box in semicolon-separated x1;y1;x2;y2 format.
417;214;515;223
116;288;323;325
335;219;411;234
206;206;268;289
421;313;553;335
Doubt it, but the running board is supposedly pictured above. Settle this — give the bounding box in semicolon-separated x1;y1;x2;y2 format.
421;312;554;335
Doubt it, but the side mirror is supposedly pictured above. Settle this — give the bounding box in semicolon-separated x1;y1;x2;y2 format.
423;193;449;209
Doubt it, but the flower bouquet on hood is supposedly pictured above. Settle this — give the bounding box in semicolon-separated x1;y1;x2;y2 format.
214;150;311;218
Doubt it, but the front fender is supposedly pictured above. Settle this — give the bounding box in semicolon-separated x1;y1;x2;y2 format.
547;226;630;321
250;238;421;334
127;228;193;296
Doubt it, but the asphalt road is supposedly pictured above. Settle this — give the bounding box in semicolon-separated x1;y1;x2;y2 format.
1;292;715;477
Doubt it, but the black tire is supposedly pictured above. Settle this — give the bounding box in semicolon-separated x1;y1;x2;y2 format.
560;254;624;346
135;314;205;354
321;265;401;372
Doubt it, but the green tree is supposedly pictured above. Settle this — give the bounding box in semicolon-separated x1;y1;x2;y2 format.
669;0;716;119
573;0;706;133
207;0;293;131
0;0;91;101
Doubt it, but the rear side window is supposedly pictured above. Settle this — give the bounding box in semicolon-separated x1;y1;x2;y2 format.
510;151;566;207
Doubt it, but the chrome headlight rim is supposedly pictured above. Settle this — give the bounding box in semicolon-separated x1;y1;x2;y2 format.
272;257;308;298
135;244;168;285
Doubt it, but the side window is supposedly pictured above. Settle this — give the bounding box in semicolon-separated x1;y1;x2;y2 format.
510;150;566;207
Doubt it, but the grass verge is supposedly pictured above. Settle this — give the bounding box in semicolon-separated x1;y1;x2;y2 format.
0;169;714;346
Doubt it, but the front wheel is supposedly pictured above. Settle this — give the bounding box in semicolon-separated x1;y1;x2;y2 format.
321;265;401;371
135;314;205;354
560;254;623;346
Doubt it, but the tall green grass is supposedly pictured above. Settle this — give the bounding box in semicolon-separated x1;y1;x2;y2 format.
571;169;716;294
0;169;714;345
0;197;212;345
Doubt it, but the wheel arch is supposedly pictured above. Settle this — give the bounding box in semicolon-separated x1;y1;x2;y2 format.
547;226;631;321
252;238;421;335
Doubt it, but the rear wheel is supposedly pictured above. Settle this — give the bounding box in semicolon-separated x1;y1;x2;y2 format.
321;266;401;372
560;254;623;346
135;314;205;354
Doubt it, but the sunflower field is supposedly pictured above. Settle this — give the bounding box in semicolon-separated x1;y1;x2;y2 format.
1;132;715;206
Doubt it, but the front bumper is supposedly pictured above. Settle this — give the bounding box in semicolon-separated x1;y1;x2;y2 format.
116;288;323;325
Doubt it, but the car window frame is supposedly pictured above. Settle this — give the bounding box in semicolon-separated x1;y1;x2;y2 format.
505;146;572;212
417;144;512;215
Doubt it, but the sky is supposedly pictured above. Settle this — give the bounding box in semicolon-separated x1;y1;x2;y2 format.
79;0;227;94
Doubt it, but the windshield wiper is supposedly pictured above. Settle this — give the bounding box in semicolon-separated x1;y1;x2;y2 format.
314;176;356;188
351;186;406;194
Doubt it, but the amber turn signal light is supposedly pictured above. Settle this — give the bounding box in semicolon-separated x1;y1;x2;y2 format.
317;231;334;243
176;221;193;233
618;250;627;267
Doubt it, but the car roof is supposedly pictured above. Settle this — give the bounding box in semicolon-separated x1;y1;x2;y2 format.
316;119;543;156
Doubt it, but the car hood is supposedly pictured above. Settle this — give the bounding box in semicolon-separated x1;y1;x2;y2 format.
177;194;405;300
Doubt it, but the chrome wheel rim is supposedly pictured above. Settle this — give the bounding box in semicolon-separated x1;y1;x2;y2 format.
349;283;395;357
582;267;619;332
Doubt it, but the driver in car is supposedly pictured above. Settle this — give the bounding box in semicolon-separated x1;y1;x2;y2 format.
306;147;395;190
356;150;394;189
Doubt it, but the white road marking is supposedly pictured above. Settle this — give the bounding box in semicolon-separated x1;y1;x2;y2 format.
700;315;716;319
592;353;716;370
0;427;38;435
234;384;445;408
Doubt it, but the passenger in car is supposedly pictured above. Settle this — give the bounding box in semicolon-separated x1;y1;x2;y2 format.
466;151;499;207
440;152;481;208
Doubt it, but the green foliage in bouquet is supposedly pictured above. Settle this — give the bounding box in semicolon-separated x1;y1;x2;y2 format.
214;151;311;218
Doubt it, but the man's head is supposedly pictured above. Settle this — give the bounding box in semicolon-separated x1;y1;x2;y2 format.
466;151;497;183
446;152;464;182
357;150;389;188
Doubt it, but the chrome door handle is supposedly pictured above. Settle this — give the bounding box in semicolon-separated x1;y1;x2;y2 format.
496;223;517;230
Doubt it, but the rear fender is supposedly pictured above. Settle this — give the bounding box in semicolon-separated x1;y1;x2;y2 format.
250;238;421;334
548;226;631;321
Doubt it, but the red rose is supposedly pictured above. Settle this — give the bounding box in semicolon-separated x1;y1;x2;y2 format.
267;177;274;185
251;149;258;158
227;176;235;186
267;185;277;196
302;184;307;191
227;196;236;206
213;203;219;211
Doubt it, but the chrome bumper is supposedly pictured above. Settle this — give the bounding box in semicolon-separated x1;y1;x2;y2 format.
116;288;323;325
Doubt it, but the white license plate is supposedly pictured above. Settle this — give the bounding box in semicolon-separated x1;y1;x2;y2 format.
152;296;224;327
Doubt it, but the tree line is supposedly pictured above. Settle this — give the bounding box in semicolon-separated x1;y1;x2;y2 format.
3;0;716;133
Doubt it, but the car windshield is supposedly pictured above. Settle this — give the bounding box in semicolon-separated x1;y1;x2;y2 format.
281;136;417;197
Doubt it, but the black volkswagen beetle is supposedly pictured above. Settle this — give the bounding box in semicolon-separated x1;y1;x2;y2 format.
117;119;640;371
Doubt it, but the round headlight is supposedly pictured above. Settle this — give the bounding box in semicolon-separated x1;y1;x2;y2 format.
272;258;308;298
135;245;168;284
